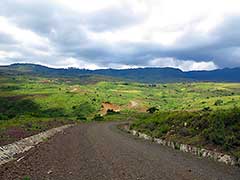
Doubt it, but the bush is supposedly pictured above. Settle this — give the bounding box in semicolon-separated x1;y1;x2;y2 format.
106;109;120;115
23;176;31;180
76;114;87;121
202;107;211;111
73;102;96;117
0;97;41;120
131;107;240;154
0;113;8;120
92;114;104;121
214;99;223;106
154;124;170;137
41;108;66;117
203;108;240;149
147;107;159;113
179;127;192;137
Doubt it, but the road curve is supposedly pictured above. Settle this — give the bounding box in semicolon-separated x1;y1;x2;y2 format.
0;122;239;180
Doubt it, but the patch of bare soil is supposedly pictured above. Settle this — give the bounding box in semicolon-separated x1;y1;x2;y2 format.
127;100;147;112
0;120;74;146
0;127;35;146
5;94;49;101
101;102;120;115
39;79;53;83
129;100;138;108
69;86;88;93
4;95;31;101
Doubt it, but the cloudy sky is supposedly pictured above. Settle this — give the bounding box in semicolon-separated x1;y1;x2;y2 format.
0;0;240;71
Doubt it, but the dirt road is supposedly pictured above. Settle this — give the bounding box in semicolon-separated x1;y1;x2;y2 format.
1;122;239;180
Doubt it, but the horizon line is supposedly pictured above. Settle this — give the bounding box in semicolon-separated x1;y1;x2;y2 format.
1;62;239;72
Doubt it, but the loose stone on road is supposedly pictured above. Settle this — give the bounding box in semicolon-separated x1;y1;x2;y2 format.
0;122;239;180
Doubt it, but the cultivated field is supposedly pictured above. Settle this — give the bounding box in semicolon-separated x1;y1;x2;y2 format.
0;74;240;159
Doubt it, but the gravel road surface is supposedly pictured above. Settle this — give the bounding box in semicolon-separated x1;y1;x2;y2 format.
1;122;239;180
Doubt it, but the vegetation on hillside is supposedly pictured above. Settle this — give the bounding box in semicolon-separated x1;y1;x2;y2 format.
131;107;240;159
1;73;240;157
2;63;240;83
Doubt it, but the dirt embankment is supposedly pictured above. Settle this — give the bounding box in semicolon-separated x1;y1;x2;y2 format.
127;100;147;112
100;102;120;115
0;120;74;146
100;100;147;115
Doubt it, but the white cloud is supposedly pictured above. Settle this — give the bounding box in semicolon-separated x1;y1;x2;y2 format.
40;58;144;70
0;16;50;48
34;57;218;71
149;57;218;71
0;50;22;59
84;0;240;46
46;57;104;70
0;0;240;69
55;0;118;13
107;63;144;69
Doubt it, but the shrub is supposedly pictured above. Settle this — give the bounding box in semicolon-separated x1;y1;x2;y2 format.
0;97;41;120
155;124;170;137
0;113;8;120
41;108;66;117
214;99;223;106
232;151;240;161
202;107;211;111
23;176;31;180
147;107;159;113
76;114;87;121
179;127;192;137
131;107;240;154
92;114;104;121
106;109;120;115
73;102;96;118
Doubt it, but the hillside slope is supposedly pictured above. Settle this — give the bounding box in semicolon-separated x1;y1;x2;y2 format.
1;63;240;83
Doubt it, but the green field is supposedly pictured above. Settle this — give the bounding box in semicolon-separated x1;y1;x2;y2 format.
0;74;240;158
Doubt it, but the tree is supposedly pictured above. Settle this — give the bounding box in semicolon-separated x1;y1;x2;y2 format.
214;99;223;106
147;107;159;113
92;114;104;121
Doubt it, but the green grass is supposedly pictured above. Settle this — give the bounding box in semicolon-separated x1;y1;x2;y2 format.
23;176;30;180
131;107;240;158
1;74;240;156
1;75;240;122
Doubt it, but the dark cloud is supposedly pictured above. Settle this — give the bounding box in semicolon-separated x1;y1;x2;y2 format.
85;6;144;32
0;0;240;70
0;32;17;45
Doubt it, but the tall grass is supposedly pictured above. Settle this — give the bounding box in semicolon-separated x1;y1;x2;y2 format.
131;107;240;157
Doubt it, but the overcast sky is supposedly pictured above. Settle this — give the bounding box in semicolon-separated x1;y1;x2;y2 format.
0;0;240;71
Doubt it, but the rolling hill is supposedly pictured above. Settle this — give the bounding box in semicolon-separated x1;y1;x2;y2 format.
1;63;240;83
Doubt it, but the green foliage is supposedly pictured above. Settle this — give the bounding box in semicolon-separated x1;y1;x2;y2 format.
202;106;211;111
0;113;8;120
203;107;240;149
214;99;223;106
0;85;20;91
76;114;87;121
232;150;240;160
92;114;104;121
41;108;66;118
131;107;240;157
106;109;120;115
147;107;159;113
23;176;30;180
153;124;170;137
0;97;40;120
72;102;96;119
1;74;240;158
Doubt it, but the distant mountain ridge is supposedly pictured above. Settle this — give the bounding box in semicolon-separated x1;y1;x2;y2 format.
1;63;240;83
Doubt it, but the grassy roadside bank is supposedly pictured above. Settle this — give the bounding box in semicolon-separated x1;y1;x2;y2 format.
130;107;240;160
1;74;240;154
